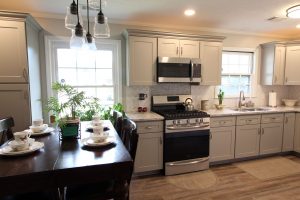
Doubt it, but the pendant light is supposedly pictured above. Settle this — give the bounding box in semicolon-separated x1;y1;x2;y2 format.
94;0;110;38
65;0;83;29
287;5;300;18
89;0;107;10
83;0;97;50
70;0;85;49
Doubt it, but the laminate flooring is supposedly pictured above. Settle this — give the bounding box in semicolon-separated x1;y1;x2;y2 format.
130;155;300;200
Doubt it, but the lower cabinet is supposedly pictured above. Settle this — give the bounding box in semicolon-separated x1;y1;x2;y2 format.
294;113;300;153
134;120;163;173
210;116;236;162
210;126;235;162
282;113;295;152
260;123;283;155
235;124;260;158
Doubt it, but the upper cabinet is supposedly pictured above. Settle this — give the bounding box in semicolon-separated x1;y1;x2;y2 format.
260;42;300;85
260;43;285;85
126;36;157;86
285;45;300;85
0;20;28;83
158;38;200;58
200;42;223;85
123;29;225;86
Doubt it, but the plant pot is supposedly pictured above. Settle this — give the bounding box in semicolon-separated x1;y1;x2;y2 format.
60;118;80;139
218;99;223;105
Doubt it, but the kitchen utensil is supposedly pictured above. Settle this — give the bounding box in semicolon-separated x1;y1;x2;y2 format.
268;91;277;107
138;93;148;100
201;100;209;110
184;98;194;111
282;99;298;107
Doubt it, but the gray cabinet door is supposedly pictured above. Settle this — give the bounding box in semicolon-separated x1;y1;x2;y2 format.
283;113;295;152
0;84;31;131
260;123;283;155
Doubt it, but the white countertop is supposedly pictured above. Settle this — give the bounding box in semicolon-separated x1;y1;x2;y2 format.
126;112;164;122
207;106;300;117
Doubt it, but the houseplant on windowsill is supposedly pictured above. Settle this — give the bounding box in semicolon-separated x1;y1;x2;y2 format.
45;82;86;139
216;89;225;110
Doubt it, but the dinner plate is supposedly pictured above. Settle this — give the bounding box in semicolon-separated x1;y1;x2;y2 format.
81;136;115;147
26;127;55;136
0;141;44;156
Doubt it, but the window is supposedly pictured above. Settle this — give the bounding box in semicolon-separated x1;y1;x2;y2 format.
45;36;122;105
220;51;254;97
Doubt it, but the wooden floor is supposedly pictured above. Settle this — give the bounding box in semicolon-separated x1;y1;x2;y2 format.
130;155;300;200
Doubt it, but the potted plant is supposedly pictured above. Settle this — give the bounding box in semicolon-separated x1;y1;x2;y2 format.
218;89;224;105
45;82;86;138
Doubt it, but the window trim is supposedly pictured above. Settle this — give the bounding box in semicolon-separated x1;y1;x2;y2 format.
215;47;257;99
44;35;122;104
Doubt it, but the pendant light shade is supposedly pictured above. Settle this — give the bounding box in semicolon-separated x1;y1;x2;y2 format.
89;0;107;10
70;29;85;49
65;0;84;29
94;16;110;38
287;5;300;18
84;0;97;50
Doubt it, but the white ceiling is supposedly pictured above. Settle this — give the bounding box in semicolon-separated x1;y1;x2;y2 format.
1;0;300;38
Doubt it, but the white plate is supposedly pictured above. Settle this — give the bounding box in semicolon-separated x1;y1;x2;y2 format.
26;127;55;136
81;136;115;147
0;141;44;156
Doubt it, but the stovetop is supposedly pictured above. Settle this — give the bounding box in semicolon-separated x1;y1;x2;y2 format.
155;110;210;120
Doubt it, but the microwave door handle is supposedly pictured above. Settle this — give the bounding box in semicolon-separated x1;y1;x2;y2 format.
191;62;194;81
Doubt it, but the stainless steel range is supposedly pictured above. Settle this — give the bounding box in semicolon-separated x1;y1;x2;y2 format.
152;95;210;175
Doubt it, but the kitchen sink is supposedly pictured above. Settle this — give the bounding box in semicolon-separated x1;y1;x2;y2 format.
231;107;271;112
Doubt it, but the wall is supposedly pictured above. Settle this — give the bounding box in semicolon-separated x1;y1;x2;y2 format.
35;17;293;113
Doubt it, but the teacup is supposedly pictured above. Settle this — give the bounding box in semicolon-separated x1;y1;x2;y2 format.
90;134;107;143
14;131;31;142
9;140;30;151
32;119;43;127
91;120;103;126
92;116;101;122
30;124;48;133
93;125;104;135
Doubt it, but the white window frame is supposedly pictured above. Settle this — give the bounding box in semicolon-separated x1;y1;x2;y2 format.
215;47;258;99
44;35;122;103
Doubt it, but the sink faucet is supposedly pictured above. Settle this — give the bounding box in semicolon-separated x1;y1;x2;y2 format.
238;90;246;108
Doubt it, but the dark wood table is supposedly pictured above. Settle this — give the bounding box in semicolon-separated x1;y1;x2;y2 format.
0;120;133;199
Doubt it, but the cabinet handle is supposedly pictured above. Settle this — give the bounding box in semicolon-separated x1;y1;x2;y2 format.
246;119;253;124
285;117;288;123
181;47;183;55
262;128;264;135
145;126;152;129
23;68;28;82
176;47;179;55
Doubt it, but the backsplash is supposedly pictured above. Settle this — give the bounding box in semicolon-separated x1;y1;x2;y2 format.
124;84;291;112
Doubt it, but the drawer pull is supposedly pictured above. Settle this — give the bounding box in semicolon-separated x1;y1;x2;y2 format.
145;126;153;129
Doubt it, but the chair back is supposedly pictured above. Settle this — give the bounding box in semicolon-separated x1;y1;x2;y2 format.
113;110;123;139
122;118;138;161
0;117;14;145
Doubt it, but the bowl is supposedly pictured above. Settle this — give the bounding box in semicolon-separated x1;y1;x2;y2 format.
282;99;298;107
215;104;225;110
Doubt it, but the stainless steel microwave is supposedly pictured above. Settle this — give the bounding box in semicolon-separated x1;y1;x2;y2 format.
157;57;201;83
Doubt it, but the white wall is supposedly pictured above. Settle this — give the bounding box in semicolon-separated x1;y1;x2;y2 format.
35;17;293;112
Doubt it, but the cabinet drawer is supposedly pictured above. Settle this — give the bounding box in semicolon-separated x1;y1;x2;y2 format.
137;121;163;133
237;115;261;126
211;116;236;127
261;113;283;124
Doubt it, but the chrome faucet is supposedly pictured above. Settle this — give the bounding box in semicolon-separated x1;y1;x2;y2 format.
238;90;246;108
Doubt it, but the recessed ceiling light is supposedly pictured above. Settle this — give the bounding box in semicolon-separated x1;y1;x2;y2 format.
287;5;300;18
184;9;195;16
296;24;300;29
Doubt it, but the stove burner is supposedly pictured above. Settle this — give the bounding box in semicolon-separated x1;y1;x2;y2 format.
157;110;209;119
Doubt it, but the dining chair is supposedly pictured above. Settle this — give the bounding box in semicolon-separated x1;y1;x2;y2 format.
65;118;138;200
113;110;123;140
0;117;14;145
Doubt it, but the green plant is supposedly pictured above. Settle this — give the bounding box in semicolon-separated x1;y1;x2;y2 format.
80;97;103;121
101;103;125;123
44;82;86;126
218;89;224;105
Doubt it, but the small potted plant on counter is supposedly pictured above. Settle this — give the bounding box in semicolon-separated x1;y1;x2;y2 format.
45;82;86;139
215;89;225;110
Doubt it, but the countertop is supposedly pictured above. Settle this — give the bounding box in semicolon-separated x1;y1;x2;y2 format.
126;112;164;122
207;106;300;117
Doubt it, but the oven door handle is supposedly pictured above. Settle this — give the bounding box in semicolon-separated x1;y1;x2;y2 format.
166;124;209;130
190;61;194;82
167;158;209;166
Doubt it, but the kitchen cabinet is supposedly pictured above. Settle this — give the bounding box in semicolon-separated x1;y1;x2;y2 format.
134;120;163;173
282;113;295;152
235;115;261;158
294;113;300;153
200;42;223;85
285;45;300;85
0;12;42;131
210;116;236;162
158;38;200;58
260;43;285;85
126;36;157;86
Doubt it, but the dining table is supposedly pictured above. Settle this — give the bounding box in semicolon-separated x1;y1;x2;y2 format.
0;120;133;199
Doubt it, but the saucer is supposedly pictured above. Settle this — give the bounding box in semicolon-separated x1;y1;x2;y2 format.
26;127;55;136
0;141;44;156
81;136;114;147
30;124;48;133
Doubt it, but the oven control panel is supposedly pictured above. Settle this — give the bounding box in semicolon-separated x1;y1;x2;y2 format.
165;117;210;133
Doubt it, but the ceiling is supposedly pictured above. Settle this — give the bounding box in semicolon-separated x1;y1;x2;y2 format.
1;0;300;38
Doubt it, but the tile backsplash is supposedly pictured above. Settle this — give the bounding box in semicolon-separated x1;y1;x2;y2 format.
124;83;293;112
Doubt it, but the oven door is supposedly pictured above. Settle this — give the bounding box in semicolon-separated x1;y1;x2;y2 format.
164;130;209;163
